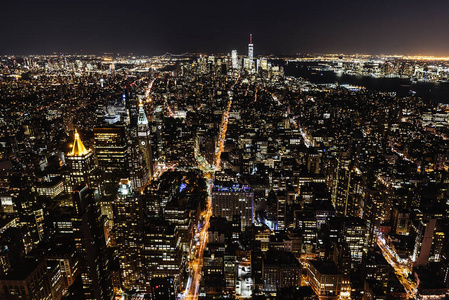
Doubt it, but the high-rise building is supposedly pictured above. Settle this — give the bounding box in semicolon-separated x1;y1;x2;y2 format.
128;102;150;191
137;102;153;179
295;210;318;255
212;183;254;230
277;190;287;230
51;184;114;299
260;58;268;71
113;177;189;293
113;179;143;291
128;135;150;191
71;184;114;300
66;130;100;193
412;218;437;266
243;58;251;70
223;254;236;294
142;219;183;291
45;245;80;294
94;125;128;179
248;34;254;61
231;50;238;69
328;217;368;266
343;217;368;265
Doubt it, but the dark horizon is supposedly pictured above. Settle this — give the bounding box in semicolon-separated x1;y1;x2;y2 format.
2;0;449;56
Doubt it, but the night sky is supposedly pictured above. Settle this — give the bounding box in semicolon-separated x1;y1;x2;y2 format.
2;0;449;56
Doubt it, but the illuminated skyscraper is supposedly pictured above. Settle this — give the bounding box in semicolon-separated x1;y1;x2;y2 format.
94;125;128;179
72;184;114;300
142;219;183;290
128;136;149;191
412;218;439;266
113;179;144;291
260;58;268;70
248;34;254;60
51;184;115;300
66;129;100;193
231;50;238;69
137;101;153;179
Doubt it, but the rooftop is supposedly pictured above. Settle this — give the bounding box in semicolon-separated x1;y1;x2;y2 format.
309;260;341;275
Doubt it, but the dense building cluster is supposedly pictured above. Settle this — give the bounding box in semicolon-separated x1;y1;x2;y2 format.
292;54;449;82
1;42;449;300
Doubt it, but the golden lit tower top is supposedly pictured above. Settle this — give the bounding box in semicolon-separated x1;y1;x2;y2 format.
69;129;90;156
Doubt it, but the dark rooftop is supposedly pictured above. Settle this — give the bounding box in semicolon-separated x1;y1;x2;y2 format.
309;260;341;275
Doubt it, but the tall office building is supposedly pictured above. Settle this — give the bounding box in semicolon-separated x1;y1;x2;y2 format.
51;184;114;300
260;58;268;70
248;34;254;60
137;101;153;179
93;125;128;223
128;134;150;191
243;58;251;70
331;155;363;219
142;219;183;292
66;129;100;193
277;190;287;230
125;89;138;124
128;101;150;191
328;217;368;266
231;50;238;69
343;218;368;265
113;179;186;293
212;183;254;230
73;185;114;300
94;125;128;179
113;179;143;291
412;218;437;266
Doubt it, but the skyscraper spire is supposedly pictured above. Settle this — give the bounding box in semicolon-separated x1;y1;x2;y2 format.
248;34;254;61
69;129;89;156
137;100;149;125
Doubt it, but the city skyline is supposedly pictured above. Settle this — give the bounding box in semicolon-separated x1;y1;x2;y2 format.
2;2;449;300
